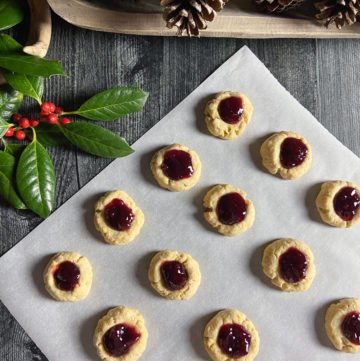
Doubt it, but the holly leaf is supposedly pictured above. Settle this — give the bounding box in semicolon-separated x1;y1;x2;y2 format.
0;87;23;121
59;122;134;158
16;138;55;218
72;87;148;121
0;54;66;77
4;143;25;158
27;123;68;147
0;150;26;209
0;34;22;53
4;72;43;104
0;119;11;138
0;0;24;31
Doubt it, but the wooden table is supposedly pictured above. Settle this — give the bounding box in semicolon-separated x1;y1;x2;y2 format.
1;11;360;361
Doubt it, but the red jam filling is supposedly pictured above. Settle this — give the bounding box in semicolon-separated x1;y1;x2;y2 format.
160;260;189;291
103;323;141;357
217;323;251;357
280;137;308;169
161;149;194;180
104;198;134;231
279;247;308;283
216;192;247;225
53;261;80;291
342;312;360;345
218;96;244;124
333;186;360;221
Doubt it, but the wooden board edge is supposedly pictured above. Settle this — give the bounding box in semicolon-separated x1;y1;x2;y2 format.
47;0;360;38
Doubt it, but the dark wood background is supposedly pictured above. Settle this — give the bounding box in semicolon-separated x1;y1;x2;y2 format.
1;9;360;361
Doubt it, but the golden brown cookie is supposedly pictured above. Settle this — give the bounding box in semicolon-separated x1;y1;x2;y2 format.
148;250;201;300
150;144;201;192
316;180;360;228
203;309;260;361
43;252;93;302
260;131;312;180
94;306;148;361
325;298;360;353
204;91;253;140
203;184;255;236
262;238;315;292
94;190;145;245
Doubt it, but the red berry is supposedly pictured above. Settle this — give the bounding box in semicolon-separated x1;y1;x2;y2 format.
11;113;22;123
55;107;63;114
60;118;71;125
19;117;30;129
48;102;56;113
30;119;39;127
47;113;58;124
41;102;52;113
5;127;14;137
15;130;26;140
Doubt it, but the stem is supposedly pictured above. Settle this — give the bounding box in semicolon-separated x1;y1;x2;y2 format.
61;111;78;116
31;126;37;142
1;137;7;150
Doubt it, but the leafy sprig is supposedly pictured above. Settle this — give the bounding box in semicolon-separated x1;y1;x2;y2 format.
0;26;148;218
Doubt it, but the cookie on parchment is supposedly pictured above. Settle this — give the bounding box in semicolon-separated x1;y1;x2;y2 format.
203;184;255;236
43;252;93;302
325;298;360;353
94;306;148;361
204;91;253;140
316;180;360;228
260;131;312;180
203;309;260;361
148;250;201;300
262;238;316;292
150;144;201;192
94;190;145;245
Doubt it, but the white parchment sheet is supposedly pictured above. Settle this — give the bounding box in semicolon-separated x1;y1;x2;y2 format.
1;47;360;361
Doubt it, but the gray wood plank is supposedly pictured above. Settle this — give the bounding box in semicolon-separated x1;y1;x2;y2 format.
1;11;360;361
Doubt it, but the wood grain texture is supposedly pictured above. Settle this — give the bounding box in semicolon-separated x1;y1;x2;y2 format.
1;12;360;361
47;0;360;38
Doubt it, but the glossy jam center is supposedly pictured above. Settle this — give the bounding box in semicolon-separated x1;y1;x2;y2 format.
53;261;80;291
333;186;360;221
216;192;247;225
161;149;194;180
160;260;189;291
218;96;244;124
217;323;251;358
103;323;141;357
342;312;360;345
279;247;308;284
104;198;134;231
280;137;308;169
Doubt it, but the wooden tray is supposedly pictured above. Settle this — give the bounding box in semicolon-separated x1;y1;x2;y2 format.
47;0;360;38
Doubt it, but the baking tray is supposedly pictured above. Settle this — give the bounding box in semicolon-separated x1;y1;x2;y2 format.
47;0;360;38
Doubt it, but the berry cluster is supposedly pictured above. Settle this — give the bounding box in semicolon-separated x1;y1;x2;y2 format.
5;102;72;141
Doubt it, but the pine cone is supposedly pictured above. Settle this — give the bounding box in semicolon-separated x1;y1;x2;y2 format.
160;0;229;37
253;0;307;13
315;0;360;28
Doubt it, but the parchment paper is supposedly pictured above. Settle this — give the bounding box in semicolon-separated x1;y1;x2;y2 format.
1;47;360;361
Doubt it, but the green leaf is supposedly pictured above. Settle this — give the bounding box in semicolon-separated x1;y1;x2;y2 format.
4;143;25;158
0;34;22;53
0;54;66;77
0;87;23;121
27;123;68;147
59;122;134;158
0;151;26;209
4;72;43;103
0;120;11;138
0;0;23;31
73;87;149;121
16;138;55;218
